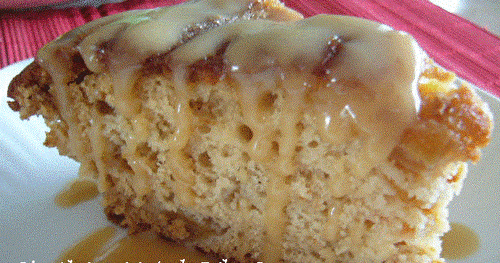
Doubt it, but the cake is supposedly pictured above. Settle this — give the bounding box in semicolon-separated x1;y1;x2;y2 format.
6;0;493;262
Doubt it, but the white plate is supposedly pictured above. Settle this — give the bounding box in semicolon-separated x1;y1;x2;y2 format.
0;59;109;263
0;59;499;263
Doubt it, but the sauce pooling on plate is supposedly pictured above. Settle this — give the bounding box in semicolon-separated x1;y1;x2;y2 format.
55;226;216;263
55;220;481;262
441;222;480;260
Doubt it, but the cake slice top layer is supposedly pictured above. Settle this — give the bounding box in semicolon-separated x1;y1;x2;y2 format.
35;0;424;170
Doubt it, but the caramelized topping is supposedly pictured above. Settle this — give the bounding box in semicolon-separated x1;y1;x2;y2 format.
187;41;230;84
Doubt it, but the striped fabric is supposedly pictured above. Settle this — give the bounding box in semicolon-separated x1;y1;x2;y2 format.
1;0;499;96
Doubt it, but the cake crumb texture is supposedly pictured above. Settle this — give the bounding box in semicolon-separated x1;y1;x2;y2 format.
7;0;493;262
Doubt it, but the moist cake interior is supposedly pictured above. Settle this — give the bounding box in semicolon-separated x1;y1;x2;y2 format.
7;0;493;262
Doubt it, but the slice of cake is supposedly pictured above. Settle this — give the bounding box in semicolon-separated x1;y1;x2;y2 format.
7;0;493;262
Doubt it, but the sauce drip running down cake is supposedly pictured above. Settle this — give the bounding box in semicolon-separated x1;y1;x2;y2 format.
7;0;493;262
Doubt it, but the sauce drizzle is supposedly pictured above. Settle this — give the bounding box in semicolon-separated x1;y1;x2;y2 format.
55;178;99;208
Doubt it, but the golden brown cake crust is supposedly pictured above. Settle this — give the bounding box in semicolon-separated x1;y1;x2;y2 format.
418;70;493;161
7;62;52;115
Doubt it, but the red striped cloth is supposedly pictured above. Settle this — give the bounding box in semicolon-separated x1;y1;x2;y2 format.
1;0;499;96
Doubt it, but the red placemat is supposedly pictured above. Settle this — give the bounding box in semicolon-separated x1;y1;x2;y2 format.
1;0;500;97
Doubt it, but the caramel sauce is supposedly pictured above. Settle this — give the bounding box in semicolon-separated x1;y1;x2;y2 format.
55;227;116;263
441;222;480;260
56;226;216;263
55;178;99;208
